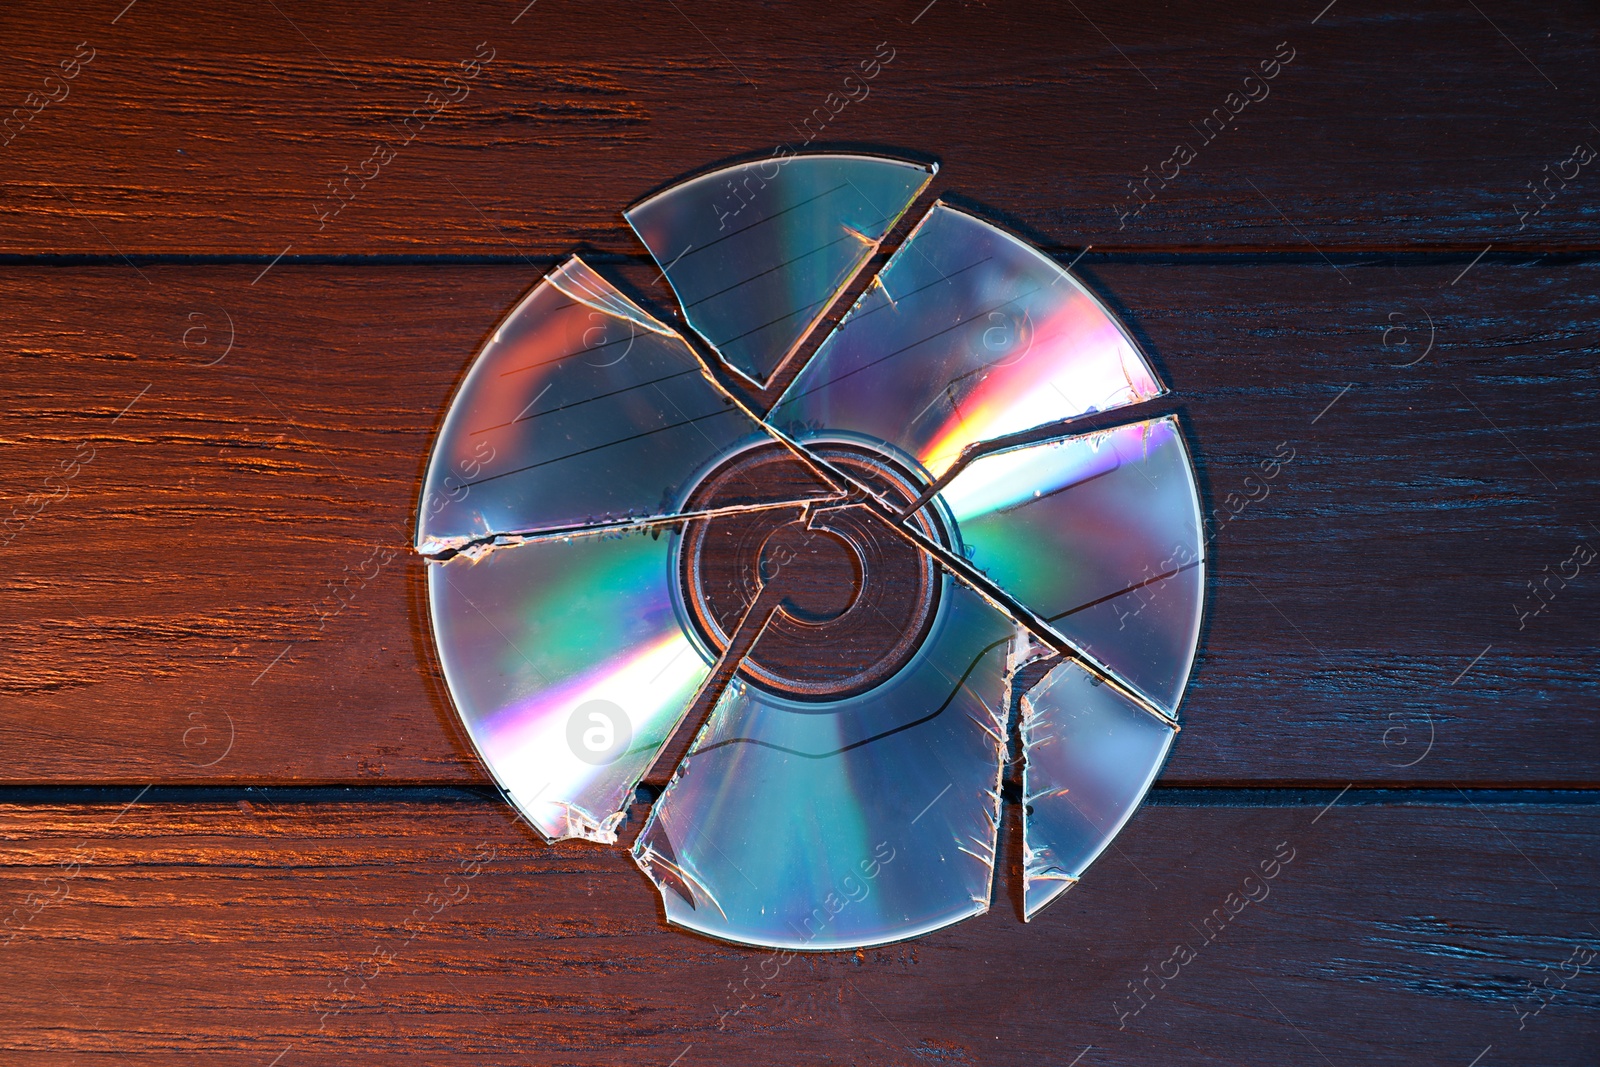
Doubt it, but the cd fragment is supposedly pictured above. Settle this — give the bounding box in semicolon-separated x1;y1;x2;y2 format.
931;416;1204;714
426;525;712;843
625;154;934;388
768;202;1164;479
415;256;773;555
1019;661;1176;919
635;576;1022;950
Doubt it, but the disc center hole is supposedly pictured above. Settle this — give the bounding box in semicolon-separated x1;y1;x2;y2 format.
757;522;863;624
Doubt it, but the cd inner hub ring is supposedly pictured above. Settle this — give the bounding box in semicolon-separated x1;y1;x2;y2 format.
676;442;947;702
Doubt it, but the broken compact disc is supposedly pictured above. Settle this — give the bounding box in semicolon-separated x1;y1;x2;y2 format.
416;153;1205;950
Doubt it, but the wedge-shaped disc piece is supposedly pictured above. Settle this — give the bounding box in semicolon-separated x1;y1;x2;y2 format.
634;579;1020;950
769;203;1163;478
416;256;771;554
427;525;712;843
625;154;935;388
1020;661;1175;919
936;416;1204;715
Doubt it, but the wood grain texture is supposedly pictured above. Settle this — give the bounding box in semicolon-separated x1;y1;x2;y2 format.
0;0;1596;256
0;795;1595;1065
2;258;1595;785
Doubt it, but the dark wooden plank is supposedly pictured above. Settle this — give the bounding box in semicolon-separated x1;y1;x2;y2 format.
1;0;1596;255
0;795;1595;1064
1121;254;1600;788
1;259;1595;785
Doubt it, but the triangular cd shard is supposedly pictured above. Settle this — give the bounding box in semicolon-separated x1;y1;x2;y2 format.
933;417;1205;715
634;579;1018;951
1020;661;1176;919
415;256;772;555
769;203;1164;479
426;524;712;843
625;154;935;389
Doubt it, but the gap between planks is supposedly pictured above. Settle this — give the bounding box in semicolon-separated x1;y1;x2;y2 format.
1;249;1598;268
0;784;1595;808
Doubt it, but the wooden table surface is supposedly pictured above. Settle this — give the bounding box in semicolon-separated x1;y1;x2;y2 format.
2;1;1596;1064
